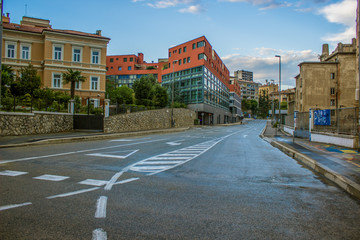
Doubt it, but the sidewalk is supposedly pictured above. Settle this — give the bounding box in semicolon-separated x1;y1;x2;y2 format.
0;128;190;148
261;120;360;200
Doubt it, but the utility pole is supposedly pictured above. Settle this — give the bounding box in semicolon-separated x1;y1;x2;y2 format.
0;0;3;109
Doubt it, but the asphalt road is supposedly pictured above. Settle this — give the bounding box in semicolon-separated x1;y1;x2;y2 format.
1;120;360;239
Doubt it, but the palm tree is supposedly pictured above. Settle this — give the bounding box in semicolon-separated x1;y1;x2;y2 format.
62;69;86;99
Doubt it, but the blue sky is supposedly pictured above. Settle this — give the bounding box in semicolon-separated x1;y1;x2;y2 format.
6;0;357;89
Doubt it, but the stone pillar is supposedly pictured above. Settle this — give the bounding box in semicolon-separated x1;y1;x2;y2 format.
309;109;314;141
104;99;110;118
69;99;75;114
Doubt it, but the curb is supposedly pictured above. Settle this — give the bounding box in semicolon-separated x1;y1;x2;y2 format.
0;127;190;149
260;126;360;200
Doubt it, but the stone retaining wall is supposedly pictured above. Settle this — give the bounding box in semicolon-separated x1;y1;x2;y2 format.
104;108;196;133
0;111;73;136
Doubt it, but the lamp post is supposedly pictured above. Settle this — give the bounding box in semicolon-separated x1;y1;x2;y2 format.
275;55;281;128
171;60;177;128
271;79;274;120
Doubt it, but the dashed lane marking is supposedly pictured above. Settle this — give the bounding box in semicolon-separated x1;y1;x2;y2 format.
78;179;108;186
33;174;70;182
0;170;28;176
0;202;32;211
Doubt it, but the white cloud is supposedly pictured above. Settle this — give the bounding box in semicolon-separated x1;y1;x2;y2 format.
179;4;204;13
222;48;319;88
220;0;292;9
147;0;197;9
318;0;356;44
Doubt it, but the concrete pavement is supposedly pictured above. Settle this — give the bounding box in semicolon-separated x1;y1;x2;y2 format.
261;120;360;200
1;119;359;200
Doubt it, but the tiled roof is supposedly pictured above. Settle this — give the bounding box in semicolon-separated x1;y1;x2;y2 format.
3;22;110;41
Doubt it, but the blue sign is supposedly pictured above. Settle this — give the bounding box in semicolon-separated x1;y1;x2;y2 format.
314;109;331;125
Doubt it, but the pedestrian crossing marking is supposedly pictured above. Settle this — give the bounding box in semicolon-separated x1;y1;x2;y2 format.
33;174;69;182
78;179;108;186
0;170;28;177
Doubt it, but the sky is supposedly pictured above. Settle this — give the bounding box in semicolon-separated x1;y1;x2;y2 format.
6;0;357;90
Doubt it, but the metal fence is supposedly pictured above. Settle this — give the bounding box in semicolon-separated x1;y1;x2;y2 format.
312;107;358;135
109;104;162;116
284;114;294;127
297;111;309;131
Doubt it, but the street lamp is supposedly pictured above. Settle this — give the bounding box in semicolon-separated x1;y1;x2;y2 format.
275;55;281;128
171;60;177;128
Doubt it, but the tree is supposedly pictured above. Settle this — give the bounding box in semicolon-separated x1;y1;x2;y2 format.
1;65;14;98
153;84;168;108
133;75;156;106
17;64;41;112
62;69;86;99
112;85;134;105
258;90;271;118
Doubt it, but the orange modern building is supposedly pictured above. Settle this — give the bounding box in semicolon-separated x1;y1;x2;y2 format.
161;36;232;124
106;53;168;88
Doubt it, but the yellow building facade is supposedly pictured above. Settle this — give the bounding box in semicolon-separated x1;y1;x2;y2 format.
295;40;357;112
2;15;110;105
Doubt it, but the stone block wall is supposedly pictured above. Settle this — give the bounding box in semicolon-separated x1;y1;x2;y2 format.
0;111;73;136
104;108;196;133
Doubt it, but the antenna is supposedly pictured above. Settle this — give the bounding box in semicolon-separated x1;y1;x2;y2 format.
25;4;27;16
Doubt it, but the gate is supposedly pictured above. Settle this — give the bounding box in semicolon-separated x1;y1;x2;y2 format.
73;114;104;131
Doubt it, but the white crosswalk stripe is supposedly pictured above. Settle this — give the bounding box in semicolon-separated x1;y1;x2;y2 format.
33;174;70;182
0;170;28;176
129;138;221;175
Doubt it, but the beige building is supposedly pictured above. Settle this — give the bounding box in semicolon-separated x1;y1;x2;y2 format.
259;81;278;100
295;39;357;112
2;15;110;105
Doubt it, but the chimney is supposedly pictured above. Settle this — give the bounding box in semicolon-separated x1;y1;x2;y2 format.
3;13;10;23
322;44;329;56
96;30;102;36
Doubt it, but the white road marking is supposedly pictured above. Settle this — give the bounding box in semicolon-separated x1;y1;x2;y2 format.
92;228;107;240
113;178;139;186
0;138;168;165
46;187;100;199
0;170;28;176
33;174;69;182
95;196;107;218
137;161;183;165
0;202;32;211
86;150;139;159
166;141;182;146
104;170;126;191
78;179;108;186
109;139;133;142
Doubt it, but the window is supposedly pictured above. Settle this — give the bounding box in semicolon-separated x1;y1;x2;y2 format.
183;46;187;53
21;45;30;60
330;73;335;79
169;52;171;57
179;48;182;54
110;58;114;62
330;99;335;106
73;48;81;62
183;58;186;64
187;57;190;63
197;41;205;48
91;76;99;90
6;42;16;58
91;49;100;64
198;53;207;61
53;45;63;60
130;57;133;62
192;43;196;49
118;67;122;71
178;60;181;66
128;66;132;70
53;73;62;88
124;58;128;62
330;87;335;95
75;81;81;89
